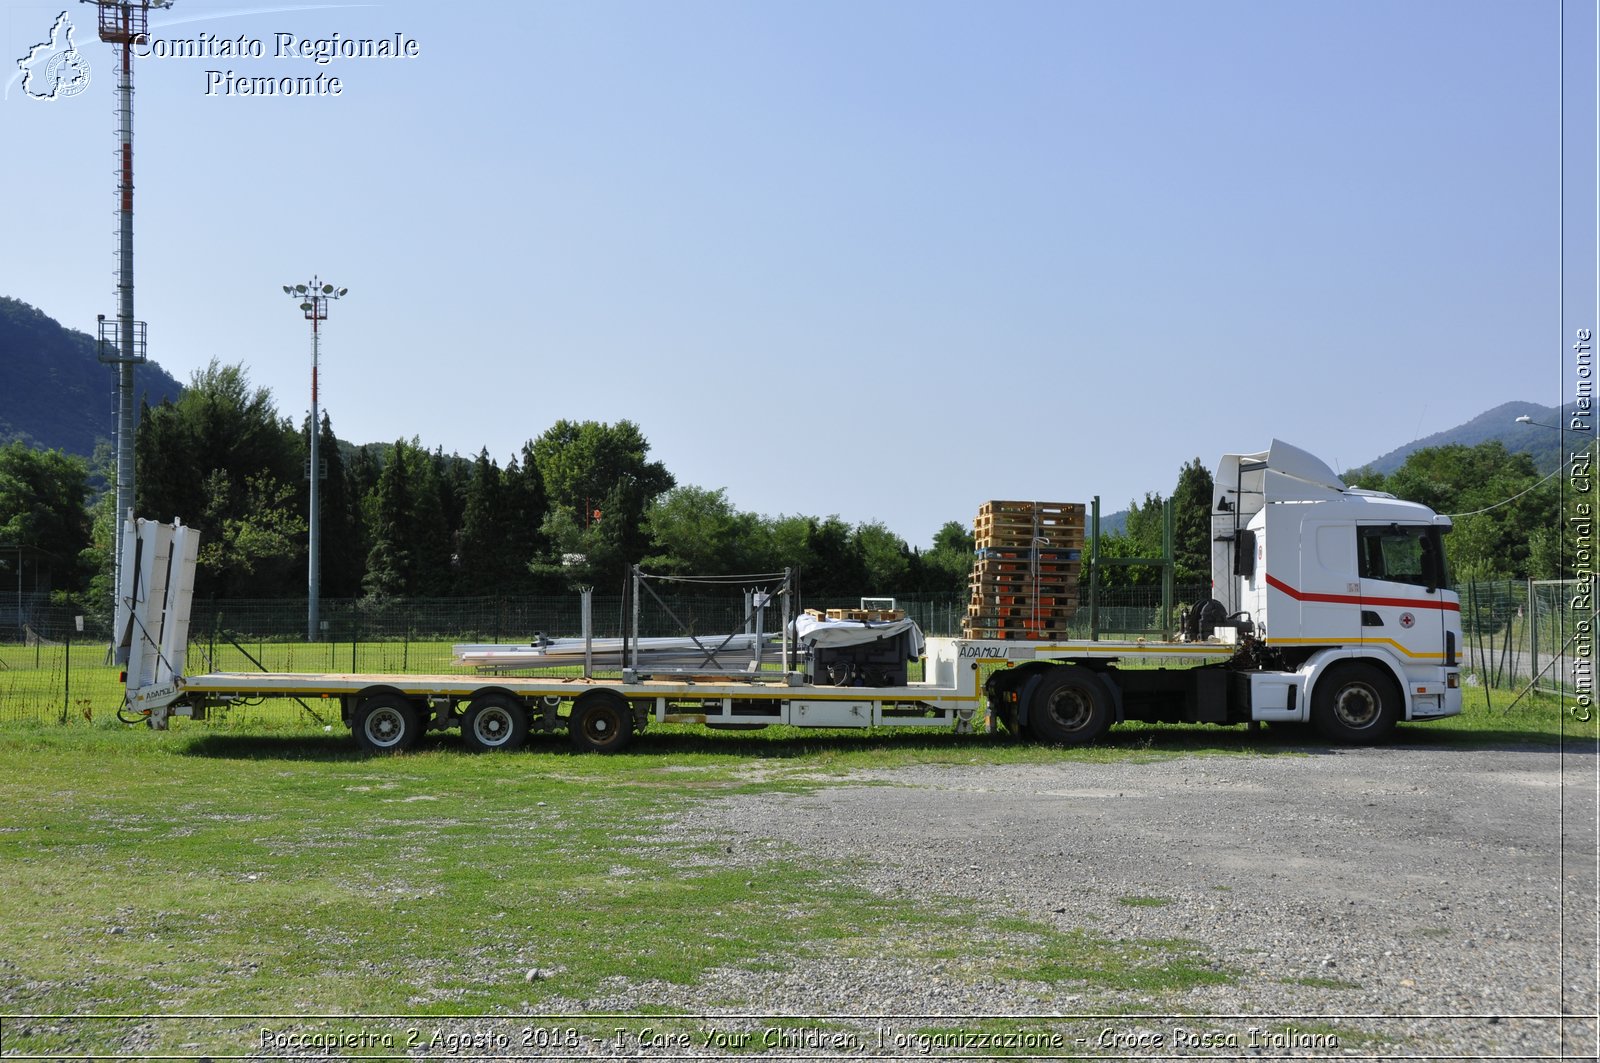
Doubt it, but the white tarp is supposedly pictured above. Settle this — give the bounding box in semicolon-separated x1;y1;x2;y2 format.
792;615;925;657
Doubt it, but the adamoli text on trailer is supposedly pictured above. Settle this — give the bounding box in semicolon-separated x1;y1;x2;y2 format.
116;441;1463;753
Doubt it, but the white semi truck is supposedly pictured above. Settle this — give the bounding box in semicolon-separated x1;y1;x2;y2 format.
116;441;1462;752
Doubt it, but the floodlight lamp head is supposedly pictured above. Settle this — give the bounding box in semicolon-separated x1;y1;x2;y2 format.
336;288;348;297
281;285;292;294
295;284;308;293
322;284;334;294
299;302;313;312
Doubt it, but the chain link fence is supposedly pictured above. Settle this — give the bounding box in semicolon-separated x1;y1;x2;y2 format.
2;581;1591;724
1459;579;1597;700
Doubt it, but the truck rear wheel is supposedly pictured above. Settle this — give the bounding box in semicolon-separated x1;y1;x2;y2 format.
1311;662;1399;744
1026;668;1111;745
569;692;635;753
462;695;529;753
354;694;423;753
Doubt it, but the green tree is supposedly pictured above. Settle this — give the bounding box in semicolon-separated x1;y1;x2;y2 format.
409;448;461;595
853;521;913;592
0;442;92;601
362;441;416;598
529;420;675;517
1089;460;1213;594
312;412;364;598
644;485;761;576
528;421;675;588
762;515;866;598
195;471;307;597
457;449;520;594
1171;457;1214;586
134;361;302;597
919;520;974;595
505;446;552;593
1095;493;1164;590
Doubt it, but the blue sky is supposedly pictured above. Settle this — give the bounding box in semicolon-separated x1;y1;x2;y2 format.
2;1;1594;545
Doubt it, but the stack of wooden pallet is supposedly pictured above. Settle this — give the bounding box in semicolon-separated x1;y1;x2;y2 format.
963;500;1085;640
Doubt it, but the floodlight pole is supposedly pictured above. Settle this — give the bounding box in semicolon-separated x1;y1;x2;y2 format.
283;278;347;642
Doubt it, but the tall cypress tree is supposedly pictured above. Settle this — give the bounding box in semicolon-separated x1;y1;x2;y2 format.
312;411;364;598
362;441;414;598
457;449;510;595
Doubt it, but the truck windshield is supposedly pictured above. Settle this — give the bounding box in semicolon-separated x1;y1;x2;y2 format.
1358;524;1452;591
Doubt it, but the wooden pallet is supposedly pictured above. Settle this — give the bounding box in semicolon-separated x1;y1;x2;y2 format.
824;608;906;622
978;501;1085;518
962;625;1073;640
970;594;1078;609
968;605;1078;622
966;557;1081;573
969;575;1078;594
974;515;1085;536
973;501;1085;540
975;546;1082;562
975;534;1086;553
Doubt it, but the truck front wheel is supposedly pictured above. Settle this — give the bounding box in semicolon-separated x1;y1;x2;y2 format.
1311;663;1400;744
1026;668;1111;746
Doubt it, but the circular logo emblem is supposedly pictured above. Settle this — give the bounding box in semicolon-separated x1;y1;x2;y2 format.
1399;612;1415;629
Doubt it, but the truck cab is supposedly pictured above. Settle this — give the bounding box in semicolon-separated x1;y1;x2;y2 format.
1215;441;1462;737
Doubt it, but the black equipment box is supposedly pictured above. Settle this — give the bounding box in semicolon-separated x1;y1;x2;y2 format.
812;630;915;687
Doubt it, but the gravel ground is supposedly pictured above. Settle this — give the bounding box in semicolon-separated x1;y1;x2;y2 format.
552;743;1599;1060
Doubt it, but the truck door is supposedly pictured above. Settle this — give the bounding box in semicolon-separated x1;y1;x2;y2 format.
1356;523;1449;668
1299;519;1360;644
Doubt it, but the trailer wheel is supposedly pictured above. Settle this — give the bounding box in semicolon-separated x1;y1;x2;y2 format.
1027;668;1111;745
462;695;529;753
354;694;422;753
1311;662;1399;744
569;693;635;753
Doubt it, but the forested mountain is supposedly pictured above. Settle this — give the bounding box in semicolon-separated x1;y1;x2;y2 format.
1356;401;1569;476
1101;403;1573;532
0;297;183;456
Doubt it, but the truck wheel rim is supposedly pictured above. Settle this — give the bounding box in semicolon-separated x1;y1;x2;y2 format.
473;707;512;745
1333;683;1380;728
365;707;406;747
581;706;619;743
1046;689;1092;731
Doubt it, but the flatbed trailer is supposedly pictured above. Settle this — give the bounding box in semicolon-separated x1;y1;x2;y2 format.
118;441;1464;752
134;639;1234;753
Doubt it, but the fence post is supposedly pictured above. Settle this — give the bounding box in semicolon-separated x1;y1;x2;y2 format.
1478;582;1491;688
1466;582;1477;676
1527;579;1538;689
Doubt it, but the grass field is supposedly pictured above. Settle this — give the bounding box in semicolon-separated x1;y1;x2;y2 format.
0;686;1591;1057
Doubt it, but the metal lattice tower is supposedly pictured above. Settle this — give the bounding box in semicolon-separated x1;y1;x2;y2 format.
84;0;170;614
